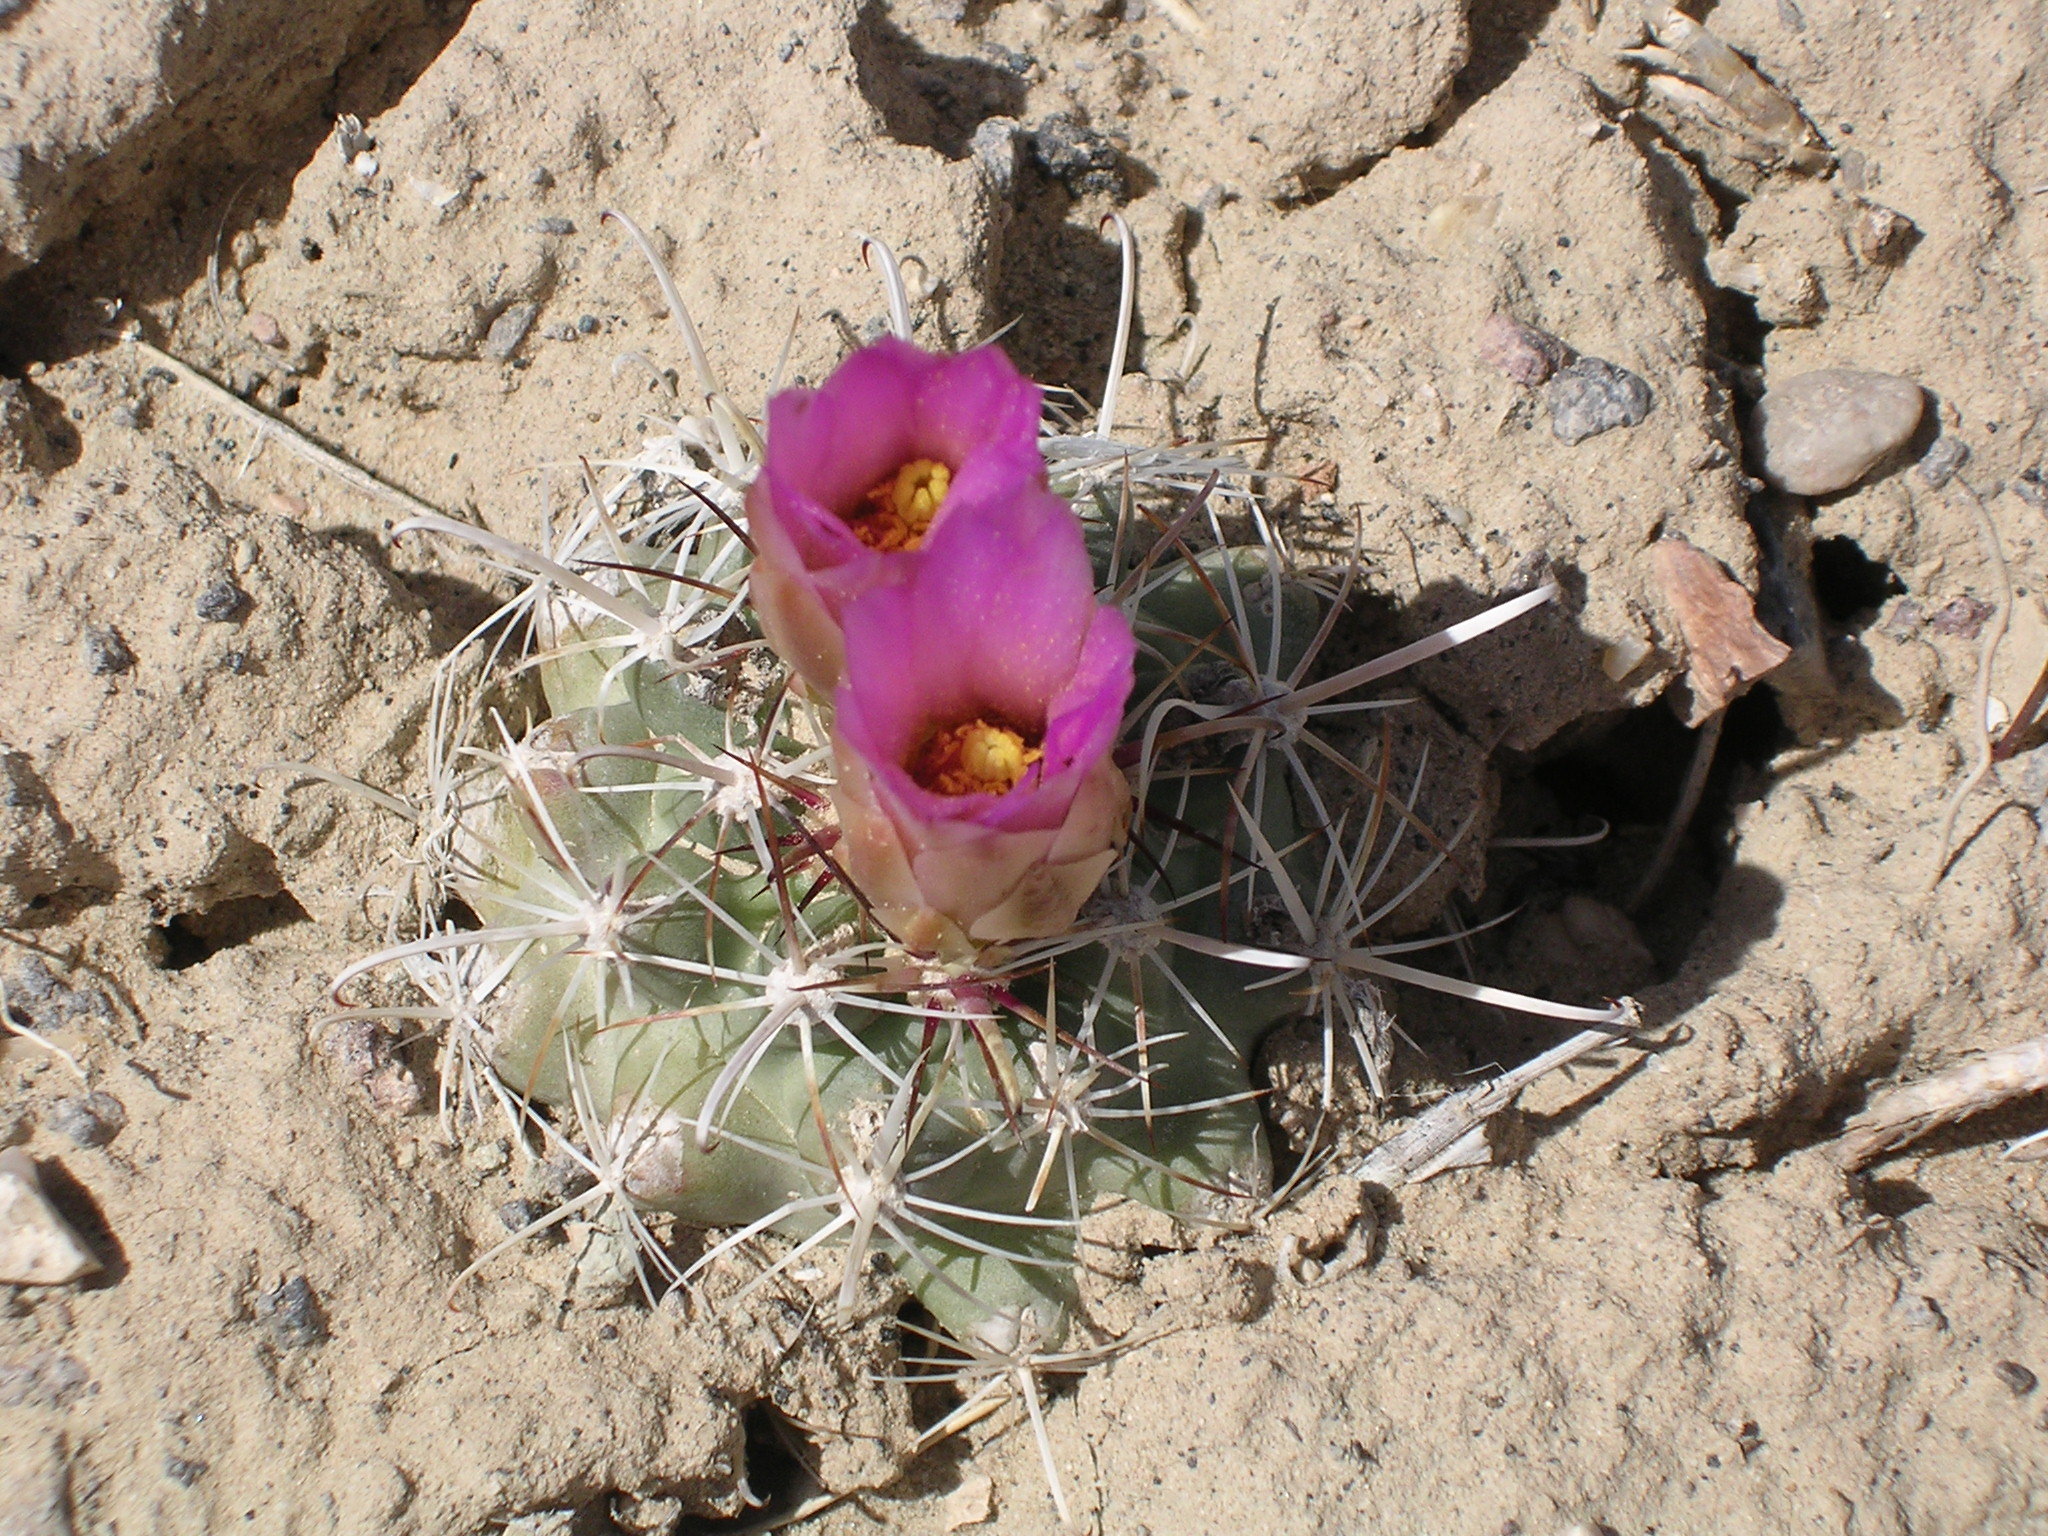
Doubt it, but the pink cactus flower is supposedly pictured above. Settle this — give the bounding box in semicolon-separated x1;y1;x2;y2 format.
745;337;1046;693
828;489;1136;960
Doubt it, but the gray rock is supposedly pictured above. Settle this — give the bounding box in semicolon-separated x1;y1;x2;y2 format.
496;1197;554;1237
0;758;82;923
1545;357;1654;445
259;1275;327;1348
1751;367;1925;495
1917;434;1970;490
194;578;247;622
1030;115;1123;200
47;1093;125;1149
82;626;132;676
483;303;539;361
1995;1360;2039;1397
1927;597;1992;640
0;378;53;476
1477;313;1573;386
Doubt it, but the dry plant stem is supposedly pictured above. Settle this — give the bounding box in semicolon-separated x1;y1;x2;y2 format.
1928;478;2014;889
1096;211;1136;436
1836;1032;2048;1169
1352;1009;1642;1188
126;337;447;523
1991;655;2048;762
0;967;88;1081
1626;708;1724;914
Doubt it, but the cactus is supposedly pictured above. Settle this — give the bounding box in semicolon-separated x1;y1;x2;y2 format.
331;221;1635;1520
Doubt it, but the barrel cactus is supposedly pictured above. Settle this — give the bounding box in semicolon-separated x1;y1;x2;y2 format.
331;222;1633;1520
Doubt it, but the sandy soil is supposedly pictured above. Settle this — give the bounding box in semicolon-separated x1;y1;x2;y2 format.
3;1;2047;1532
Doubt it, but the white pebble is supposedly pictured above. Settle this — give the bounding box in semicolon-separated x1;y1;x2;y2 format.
0;1148;101;1286
1752;368;1925;496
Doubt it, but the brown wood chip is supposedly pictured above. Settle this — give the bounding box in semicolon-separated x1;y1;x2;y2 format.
1652;537;1791;725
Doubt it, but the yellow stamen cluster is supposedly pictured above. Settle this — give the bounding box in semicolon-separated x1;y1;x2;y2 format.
909;717;1043;797
849;458;951;552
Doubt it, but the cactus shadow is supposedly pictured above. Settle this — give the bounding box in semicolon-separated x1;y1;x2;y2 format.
849;2;1028;161
312;525;520;657
1321;565;1788;1129
987;133;1157;399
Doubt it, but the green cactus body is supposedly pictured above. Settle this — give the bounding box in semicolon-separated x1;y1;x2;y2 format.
446;501;1326;1349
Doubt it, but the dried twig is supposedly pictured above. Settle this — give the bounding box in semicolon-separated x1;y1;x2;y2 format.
1627;708;1724;914
1352;1005;1642;1188
1835;1033;2048;1168
0;967;88;1082
125;336;447;524
1928;478;2015;888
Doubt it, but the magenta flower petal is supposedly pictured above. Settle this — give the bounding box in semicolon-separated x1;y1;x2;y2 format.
827;491;1136;957
837;487;1101;740
745;337;1045;692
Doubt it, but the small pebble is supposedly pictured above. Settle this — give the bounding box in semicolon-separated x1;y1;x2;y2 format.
1927;596;1993;640
84;626;133;675
0;1149;101;1285
530;217;574;236
47;1092;126;1148
1995;1360;2039;1396
260;1275;328;1349
497;1197;556;1238
1895;1293;1947;1331
6;954;59;1007
1029;115;1123;199
1545;357;1653;445
2014;469;2048;511
1917;435;1970;490
3;960;107;1027
163;1454;207;1487
483;303;539;361
528;1153;598;1204
576;314;599;335
195;579;247;622
320;1018;422;1113
246;311;286;350
1476;312;1573;386
1751;367;1925;495
1853;202;1916;266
